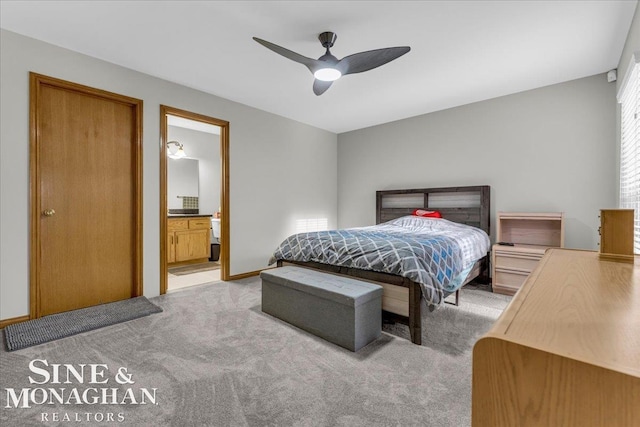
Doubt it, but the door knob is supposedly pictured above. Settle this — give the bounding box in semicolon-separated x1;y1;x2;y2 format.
43;209;56;217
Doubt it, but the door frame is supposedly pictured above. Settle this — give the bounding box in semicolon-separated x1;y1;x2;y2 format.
29;73;144;319
160;105;230;294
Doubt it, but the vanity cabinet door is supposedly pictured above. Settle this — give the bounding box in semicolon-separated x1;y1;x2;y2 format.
175;229;210;262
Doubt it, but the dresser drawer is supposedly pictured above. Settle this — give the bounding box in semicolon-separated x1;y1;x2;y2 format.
189;218;210;230
168;219;188;231
494;252;542;272
493;268;530;296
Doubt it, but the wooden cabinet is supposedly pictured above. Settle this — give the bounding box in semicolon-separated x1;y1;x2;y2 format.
599;209;634;262
473;249;640;426
492;212;564;295
168;217;210;265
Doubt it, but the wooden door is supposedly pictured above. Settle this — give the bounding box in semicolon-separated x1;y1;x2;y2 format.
30;73;143;317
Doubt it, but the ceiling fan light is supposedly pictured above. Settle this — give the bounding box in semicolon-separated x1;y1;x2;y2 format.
314;68;341;82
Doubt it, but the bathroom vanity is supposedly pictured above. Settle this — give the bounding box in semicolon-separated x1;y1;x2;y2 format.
167;215;211;265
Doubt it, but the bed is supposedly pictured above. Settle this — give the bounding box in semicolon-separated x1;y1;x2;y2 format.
271;185;491;345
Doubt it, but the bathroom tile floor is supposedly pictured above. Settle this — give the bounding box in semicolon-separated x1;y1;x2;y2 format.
168;268;221;292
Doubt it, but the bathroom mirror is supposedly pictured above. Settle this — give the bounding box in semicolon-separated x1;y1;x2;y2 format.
168;158;199;209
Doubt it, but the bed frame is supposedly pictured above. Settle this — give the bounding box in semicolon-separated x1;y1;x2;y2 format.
279;185;490;345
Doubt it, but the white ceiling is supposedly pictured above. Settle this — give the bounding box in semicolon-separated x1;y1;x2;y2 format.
1;1;636;133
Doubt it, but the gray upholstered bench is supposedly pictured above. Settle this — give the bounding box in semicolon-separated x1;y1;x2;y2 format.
260;266;383;351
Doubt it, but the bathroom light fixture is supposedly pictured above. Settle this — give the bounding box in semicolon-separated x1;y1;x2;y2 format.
167;140;186;159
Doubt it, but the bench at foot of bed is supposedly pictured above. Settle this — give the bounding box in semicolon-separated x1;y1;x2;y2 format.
260;266;383;352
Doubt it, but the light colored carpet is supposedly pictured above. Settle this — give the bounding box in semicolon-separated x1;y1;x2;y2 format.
0;277;510;426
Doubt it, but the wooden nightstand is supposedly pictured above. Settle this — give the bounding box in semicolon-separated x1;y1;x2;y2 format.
492;212;564;295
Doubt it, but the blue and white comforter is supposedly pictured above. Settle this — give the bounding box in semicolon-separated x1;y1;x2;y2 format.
269;216;490;307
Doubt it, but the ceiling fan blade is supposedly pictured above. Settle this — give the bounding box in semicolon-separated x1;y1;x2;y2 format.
253;37;320;73
338;46;411;76
313;79;333;96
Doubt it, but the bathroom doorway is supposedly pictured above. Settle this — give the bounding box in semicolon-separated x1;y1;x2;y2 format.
160;106;229;294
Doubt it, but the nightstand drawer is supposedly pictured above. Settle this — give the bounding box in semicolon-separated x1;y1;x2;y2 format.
494;252;542;272
493;268;530;296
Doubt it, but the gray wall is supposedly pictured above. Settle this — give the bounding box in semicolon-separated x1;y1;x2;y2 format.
337;74;616;250
0;29;337;320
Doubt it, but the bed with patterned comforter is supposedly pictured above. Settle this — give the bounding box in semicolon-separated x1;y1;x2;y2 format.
269;216;491;308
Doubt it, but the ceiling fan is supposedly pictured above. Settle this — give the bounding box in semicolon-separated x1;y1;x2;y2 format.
253;32;411;96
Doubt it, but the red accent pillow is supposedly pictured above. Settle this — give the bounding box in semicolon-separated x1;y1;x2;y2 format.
412;209;442;218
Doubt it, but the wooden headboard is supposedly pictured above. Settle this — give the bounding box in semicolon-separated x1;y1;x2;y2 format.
376;185;490;236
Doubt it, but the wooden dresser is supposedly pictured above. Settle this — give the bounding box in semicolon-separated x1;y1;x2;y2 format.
473;249;640;426
492;212;564;295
